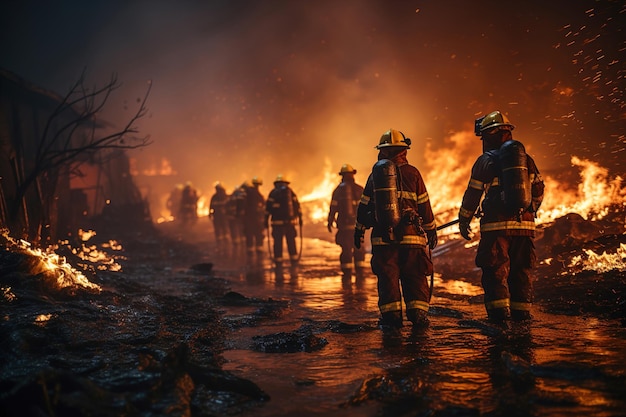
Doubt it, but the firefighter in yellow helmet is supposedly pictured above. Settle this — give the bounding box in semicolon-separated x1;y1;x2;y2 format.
265;174;302;267
459;111;545;325
355;129;438;329
327;164;367;278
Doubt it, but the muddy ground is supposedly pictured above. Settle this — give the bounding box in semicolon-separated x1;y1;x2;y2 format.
0;209;624;416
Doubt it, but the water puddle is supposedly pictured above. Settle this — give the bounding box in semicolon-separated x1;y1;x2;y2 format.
216;238;626;416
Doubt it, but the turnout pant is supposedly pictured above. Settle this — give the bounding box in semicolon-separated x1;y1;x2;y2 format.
336;228;367;272
371;245;433;325
476;233;536;320
271;224;298;264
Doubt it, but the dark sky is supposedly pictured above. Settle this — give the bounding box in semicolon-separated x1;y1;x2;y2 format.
1;0;624;203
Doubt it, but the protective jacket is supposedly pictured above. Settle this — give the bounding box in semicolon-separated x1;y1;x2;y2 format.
328;177;366;273
266;184;301;226
242;184;266;253
209;188;229;247
356;153;436;247
459;142;545;321
458;151;544;235
355;151;436;326
265;183;302;264
329;179;363;231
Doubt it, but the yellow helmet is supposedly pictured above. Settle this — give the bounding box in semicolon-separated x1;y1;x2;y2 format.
339;164;356;175
252;176;263;185
475;111;515;136
376;129;411;149
274;174;289;184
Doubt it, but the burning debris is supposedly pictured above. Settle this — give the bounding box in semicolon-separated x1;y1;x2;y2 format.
0;229;101;294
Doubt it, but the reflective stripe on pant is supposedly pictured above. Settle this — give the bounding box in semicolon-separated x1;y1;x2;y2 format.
371;245;432;317
271;224;298;262
476;234;536;315
336;228;366;271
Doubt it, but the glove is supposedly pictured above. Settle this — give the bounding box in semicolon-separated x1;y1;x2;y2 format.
354;229;364;249
426;229;438;249
327;222;333;233
459;221;472;241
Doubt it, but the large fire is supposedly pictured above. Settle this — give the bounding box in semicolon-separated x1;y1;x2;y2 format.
142;129;625;275
301;131;625;232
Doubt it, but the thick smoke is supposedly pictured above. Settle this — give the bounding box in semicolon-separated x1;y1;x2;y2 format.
1;1;623;215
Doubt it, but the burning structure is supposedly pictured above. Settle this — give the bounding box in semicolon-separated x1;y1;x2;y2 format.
0;68;152;244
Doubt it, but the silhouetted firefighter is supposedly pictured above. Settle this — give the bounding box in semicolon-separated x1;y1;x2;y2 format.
327;164;367;278
459;110;545;325
265;174;302;268
355;129;438;329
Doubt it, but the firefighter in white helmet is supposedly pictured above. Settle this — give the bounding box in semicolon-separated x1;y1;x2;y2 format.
355;129;438;329
459;111;545;325
327;164;367;278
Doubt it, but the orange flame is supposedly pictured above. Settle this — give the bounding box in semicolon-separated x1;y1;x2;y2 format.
300;158;336;224
300;130;625;231
537;156;625;223
568;243;626;273
6;234;103;292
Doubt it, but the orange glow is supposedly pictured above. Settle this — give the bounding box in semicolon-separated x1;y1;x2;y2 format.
142;130;625;229
5;233;103;292
300;159;337;224
537;156;625;223
568;243;626;273
130;157;178;177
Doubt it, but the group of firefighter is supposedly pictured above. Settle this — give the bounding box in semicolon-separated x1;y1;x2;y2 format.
208;175;303;266
189;111;546;330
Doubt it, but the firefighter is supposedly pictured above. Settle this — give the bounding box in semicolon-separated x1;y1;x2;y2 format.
458;111;545;324
243;177;266;257
209;182;229;251
354;129;438;329
179;182;198;226
327;164;367;277
226;183;247;250
265;174;302;267
166;184;183;221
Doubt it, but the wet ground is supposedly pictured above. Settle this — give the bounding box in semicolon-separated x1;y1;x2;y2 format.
213;230;626;417
1;216;625;416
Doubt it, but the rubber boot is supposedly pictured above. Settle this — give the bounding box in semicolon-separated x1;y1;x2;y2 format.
407;309;429;328
380;311;403;329
511;309;532;321
487;307;511;327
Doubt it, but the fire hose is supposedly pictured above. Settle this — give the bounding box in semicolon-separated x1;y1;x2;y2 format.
427;214;481;301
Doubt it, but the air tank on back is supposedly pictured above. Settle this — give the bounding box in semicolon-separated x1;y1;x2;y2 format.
372;159;401;241
498;139;532;218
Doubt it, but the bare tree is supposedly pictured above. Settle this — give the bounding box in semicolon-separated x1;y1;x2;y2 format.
9;69;153;243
